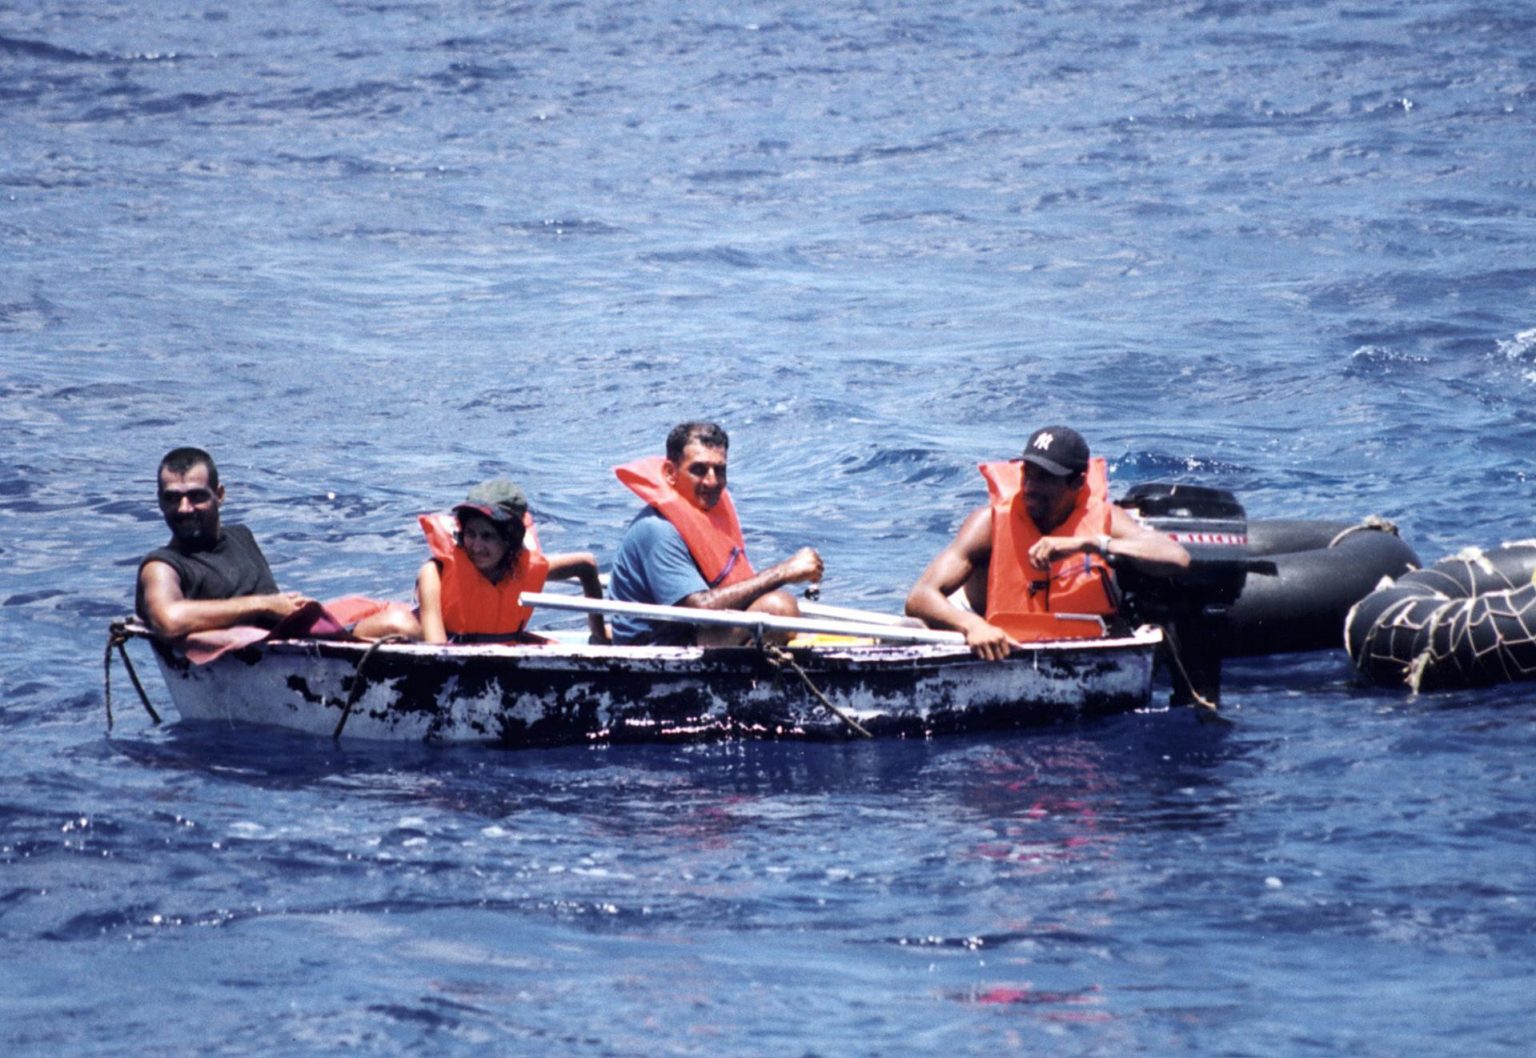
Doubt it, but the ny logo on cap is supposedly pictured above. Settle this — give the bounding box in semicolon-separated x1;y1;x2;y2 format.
1033;432;1056;451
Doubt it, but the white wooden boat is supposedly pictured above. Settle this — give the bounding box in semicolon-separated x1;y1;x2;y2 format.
109;600;1163;746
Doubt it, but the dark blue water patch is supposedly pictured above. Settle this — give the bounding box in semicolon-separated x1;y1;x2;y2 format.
134;91;235;117
265;492;401;521
1378;679;1536;715
0;884;38;918
1411;7;1536;37
456;392;545;413
1411;197;1534;221
77;86;169;124
688;168;781;184
48;383;152;402
1340;322;1492;362
0;689;79;730
879;926;1101;952
1112;450;1254;481
59;598;128;619
40;902;167;942
0;295;62;331
859;207;977;227
4;590;68;608
273;80;413;117
1231;892;1526;958
499;218;626;237
427;60;526;92
639;246;765;269
835;446;963;486
308;222;463;247
809;133;965;168
90;499;158;520
269;151;410;178
0;36;104;63
0;498;84;515
366;1001;456;1030
1441;373;1527;412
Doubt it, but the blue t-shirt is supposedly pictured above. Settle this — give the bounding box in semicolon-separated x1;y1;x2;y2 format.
608;508;708;645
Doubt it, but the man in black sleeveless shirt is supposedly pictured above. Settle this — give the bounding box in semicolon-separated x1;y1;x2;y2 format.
136;447;313;638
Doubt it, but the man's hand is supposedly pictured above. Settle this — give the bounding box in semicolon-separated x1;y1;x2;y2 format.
782;546;824;585
262;590;315;622
963;617;1016;661
1027;535;1090;570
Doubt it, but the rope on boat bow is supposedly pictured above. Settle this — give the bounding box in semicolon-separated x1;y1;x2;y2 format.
103;620;162;729
332;635;411;740
760;642;873;739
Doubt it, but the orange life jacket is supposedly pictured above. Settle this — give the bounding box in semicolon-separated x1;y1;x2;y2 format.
979;458;1118;641
419;512;550;637
615;455;755;588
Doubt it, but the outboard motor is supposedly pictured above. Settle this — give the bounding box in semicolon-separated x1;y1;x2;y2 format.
1114;483;1250;706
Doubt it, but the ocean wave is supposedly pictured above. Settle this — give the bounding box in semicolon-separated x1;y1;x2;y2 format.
1494;327;1536;363
1113;450;1253;480
1345;343;1431;374
0;35;105;63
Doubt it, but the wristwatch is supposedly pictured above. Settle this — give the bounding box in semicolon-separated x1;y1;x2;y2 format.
1097;534;1113;556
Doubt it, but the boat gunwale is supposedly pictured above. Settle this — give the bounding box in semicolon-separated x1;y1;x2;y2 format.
116;618;1162;670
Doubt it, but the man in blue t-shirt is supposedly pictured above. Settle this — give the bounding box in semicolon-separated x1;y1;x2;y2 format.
608;422;823;645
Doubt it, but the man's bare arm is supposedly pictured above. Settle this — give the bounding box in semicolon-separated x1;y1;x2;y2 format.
1105;506;1191;573
1027;506;1191;574
678;547;823;612
138;561;311;639
904;507;1014;661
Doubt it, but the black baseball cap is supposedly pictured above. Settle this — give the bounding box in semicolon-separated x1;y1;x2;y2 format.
1021;426;1090;477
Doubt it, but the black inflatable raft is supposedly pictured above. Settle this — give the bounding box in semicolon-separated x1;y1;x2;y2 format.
1221;519;1423;657
1118;485;1421;704
1345;541;1536;692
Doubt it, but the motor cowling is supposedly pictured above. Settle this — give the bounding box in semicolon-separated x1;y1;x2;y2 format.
1115;483;1250;617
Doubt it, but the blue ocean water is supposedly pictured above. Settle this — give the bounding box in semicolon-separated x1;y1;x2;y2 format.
3;1;1534;1053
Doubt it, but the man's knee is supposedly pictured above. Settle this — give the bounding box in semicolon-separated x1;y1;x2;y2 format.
748;590;801;619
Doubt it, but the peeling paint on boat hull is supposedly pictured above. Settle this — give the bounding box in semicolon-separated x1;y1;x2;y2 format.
144;631;1162;746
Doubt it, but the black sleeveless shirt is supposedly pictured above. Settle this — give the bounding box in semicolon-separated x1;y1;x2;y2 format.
135;524;279;621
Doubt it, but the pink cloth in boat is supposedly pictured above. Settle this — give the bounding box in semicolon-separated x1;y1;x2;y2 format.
178;596;397;665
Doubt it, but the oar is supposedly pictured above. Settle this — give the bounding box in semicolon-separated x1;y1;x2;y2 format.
519;592;967;646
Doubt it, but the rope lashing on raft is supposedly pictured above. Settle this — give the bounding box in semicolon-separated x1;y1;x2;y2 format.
1346;541;1536;692
332;635;412;740
103;620;161;729
760;642;873;739
1328;514;1400;548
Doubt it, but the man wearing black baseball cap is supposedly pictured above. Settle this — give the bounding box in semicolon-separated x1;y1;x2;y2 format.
905;426;1189;660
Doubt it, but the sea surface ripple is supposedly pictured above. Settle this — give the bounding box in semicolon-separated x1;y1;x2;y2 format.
2;1;1533;1055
